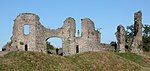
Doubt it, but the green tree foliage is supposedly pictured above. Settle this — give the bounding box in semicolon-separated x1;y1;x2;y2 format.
142;24;150;51
46;42;54;50
143;24;150;36
125;25;134;50
126;25;134;37
46;42;63;55
125;24;150;51
46;42;55;54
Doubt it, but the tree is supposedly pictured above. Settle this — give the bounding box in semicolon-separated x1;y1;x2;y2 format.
143;24;150;36
142;24;150;51
125;24;150;51
125;25;134;50
46;42;54;50
46;42;55;54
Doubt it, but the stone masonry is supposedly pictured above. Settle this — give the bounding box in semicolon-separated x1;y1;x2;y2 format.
115;25;125;53
131;11;143;53
115;11;143;53
3;13;101;56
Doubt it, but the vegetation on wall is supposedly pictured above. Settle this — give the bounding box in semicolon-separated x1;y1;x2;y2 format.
19;41;24;45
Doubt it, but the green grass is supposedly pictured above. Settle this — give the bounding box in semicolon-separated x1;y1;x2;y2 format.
143;52;150;57
116;52;143;64
0;51;144;71
66;52;143;71
116;52;150;68
0;64;2;70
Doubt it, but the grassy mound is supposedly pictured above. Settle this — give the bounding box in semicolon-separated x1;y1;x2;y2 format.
116;53;143;64
0;51;144;71
0;51;79;71
66;52;143;71
116;52;150;68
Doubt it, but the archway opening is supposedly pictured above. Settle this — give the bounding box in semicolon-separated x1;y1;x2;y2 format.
23;25;30;35
46;37;63;55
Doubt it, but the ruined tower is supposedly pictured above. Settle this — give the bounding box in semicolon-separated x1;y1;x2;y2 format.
61;17;76;55
115;25;125;53
131;11;143;53
11;13;46;52
77;18;101;52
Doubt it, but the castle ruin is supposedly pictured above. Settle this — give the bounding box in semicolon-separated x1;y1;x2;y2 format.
2;11;144;55
3;13;101;56
116;11;143;53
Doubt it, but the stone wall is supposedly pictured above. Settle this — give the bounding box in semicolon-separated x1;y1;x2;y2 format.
77;18;101;52
131;11;143;53
11;13;38;52
4;13;101;56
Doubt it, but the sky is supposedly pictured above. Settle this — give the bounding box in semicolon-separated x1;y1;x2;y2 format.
0;0;150;50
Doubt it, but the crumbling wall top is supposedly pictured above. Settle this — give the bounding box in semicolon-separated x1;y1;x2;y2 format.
63;17;75;27
81;18;94;24
15;13;40;21
134;11;142;18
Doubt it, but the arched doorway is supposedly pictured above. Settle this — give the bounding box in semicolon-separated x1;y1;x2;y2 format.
46;37;63;55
